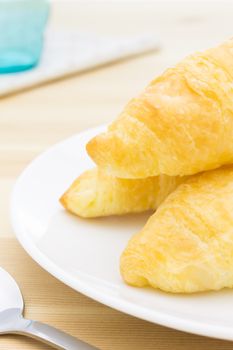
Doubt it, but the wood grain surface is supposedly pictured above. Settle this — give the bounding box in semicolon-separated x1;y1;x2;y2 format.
1;1;233;349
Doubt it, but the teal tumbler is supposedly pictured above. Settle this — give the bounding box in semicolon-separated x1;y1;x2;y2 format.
0;0;49;73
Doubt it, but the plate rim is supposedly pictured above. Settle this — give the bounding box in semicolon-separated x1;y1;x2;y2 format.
10;125;233;342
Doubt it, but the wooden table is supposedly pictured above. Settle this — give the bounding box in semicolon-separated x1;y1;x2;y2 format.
1;1;233;349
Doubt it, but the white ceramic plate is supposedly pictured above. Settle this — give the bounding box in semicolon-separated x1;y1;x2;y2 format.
11;125;233;341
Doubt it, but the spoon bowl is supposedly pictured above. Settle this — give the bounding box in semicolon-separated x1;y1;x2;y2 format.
0;267;96;349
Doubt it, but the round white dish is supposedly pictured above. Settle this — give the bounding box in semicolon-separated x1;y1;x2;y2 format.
11;125;233;341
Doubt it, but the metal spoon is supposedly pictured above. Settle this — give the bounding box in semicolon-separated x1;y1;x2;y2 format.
0;267;97;349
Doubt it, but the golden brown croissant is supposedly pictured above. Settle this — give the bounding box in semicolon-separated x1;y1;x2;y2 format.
60;168;184;218
120;165;233;293
87;39;233;178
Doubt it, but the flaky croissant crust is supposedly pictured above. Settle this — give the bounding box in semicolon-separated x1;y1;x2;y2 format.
121;165;233;293
60;168;184;218
87;39;233;178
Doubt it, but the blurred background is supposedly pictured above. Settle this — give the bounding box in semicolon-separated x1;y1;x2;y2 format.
1;1;233;99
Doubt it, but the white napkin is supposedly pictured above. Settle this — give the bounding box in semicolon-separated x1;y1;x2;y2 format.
0;30;159;97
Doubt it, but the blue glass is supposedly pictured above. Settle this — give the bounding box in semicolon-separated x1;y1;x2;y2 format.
0;0;49;73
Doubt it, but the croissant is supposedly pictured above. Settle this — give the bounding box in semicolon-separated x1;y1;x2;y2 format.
60;168;184;218
120;165;233;293
87;39;233;178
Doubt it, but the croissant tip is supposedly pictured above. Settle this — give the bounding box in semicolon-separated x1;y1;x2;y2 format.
59;192;67;208
86;136;96;159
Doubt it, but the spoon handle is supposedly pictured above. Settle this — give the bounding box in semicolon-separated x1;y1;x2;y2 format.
17;318;97;350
